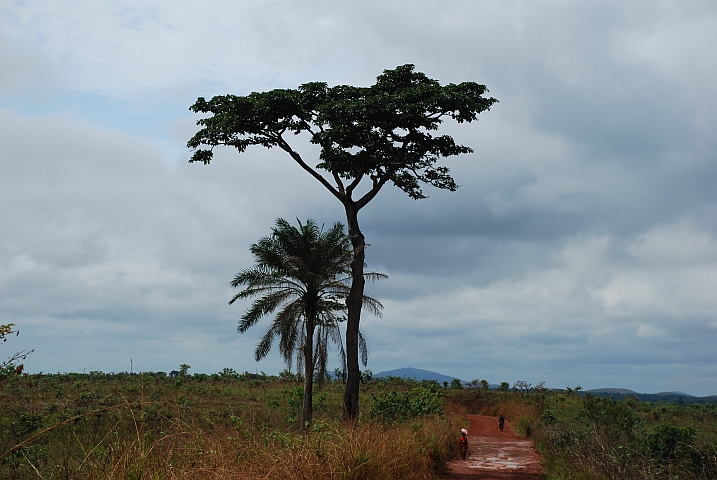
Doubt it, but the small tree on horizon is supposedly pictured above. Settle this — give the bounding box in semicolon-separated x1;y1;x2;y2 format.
1;323;33;374
188;65;497;418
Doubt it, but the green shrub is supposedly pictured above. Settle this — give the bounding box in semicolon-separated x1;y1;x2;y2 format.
369;385;443;422
648;423;696;463
516;416;532;437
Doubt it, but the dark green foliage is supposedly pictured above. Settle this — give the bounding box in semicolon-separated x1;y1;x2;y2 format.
648;423;696;463
584;394;641;443
369;385;444;422
0;363;17;379
9;413;42;438
449;378;463;390
187;64;497;201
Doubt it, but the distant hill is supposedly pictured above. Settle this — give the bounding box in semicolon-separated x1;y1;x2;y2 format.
371;376;717;403
588;388;695;397
585;388;716;404
374;368;460;384
587;388;639;395
654;391;694;397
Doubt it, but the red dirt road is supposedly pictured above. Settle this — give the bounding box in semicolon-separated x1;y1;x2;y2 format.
442;415;544;480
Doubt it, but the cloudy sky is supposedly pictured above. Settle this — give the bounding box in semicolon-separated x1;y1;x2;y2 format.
2;1;716;396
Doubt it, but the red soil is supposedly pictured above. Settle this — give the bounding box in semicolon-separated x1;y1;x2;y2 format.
442;414;545;480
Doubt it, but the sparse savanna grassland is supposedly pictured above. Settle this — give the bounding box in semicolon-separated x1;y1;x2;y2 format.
1;369;716;479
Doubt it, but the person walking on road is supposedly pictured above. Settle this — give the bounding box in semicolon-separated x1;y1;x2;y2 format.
498;414;505;432
458;428;469;459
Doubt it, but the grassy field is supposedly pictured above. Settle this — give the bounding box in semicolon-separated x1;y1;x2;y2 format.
0;370;457;479
2;369;716;479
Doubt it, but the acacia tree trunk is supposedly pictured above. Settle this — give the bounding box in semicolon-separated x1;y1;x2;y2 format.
343;202;365;420
301;314;315;431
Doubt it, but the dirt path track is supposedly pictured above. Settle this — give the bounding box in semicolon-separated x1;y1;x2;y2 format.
442;414;544;480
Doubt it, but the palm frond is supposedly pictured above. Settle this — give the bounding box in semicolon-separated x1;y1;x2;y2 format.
359;330;369;367
275;301;304;365
314;331;329;388
363;271;388;283
360;294;384;318
255;321;281;362
238;290;291;332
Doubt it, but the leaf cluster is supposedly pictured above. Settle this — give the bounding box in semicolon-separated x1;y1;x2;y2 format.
0;323;32;371
0;324;17;343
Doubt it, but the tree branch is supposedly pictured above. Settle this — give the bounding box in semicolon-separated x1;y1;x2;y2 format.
355;167;396;211
345;166;367;197
332;171;346;195
275;136;344;203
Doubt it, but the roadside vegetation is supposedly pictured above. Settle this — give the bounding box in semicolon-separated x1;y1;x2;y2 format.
534;390;717;479
446;382;717;479
2;368;716;479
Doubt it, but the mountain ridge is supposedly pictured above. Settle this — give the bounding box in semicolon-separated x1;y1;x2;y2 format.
374;367;461;384
373;369;715;401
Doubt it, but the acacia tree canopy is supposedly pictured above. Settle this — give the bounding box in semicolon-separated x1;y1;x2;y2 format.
188;64;497;204
188;65;497;419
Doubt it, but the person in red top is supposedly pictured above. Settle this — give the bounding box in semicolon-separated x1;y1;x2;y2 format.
458;428;468;459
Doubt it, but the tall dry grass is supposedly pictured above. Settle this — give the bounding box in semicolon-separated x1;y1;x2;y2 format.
203;418;454;480
1;373;457;479
10;414;454;479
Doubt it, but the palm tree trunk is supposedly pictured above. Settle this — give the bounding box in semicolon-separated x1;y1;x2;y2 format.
301;315;315;431
343;203;365;420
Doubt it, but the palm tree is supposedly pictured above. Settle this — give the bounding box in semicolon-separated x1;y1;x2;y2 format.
230;218;384;429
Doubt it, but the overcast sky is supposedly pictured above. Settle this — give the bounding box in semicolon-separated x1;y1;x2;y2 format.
2;1;716;396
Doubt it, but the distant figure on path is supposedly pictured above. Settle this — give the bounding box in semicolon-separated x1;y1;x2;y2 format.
499;414;505;432
458;428;469;459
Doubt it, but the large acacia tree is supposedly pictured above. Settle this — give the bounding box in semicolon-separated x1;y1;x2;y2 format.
188;65;497;418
